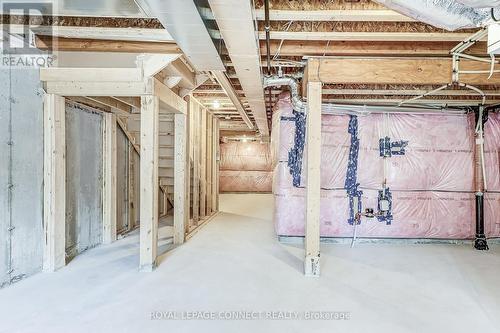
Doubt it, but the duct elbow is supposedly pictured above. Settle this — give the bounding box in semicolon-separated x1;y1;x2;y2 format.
263;75;306;113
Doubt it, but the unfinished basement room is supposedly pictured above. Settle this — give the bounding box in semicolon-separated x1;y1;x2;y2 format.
1;0;500;332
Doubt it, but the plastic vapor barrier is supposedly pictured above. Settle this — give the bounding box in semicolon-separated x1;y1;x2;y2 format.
272;94;500;239
219;142;273;192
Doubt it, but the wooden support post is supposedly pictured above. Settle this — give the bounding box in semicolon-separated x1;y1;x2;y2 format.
192;103;200;224
211;116;218;211
174;113;189;244
304;80;322;277
128;142;136;231
206;114;213;214
215;118;220;211
140;96;159;272
102;112;117;244
43;94;66;272
200;109;207;218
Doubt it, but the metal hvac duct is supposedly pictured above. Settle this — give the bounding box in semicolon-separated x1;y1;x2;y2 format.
456;0;500;7
374;0;495;30
263;75;467;115
263;76;305;111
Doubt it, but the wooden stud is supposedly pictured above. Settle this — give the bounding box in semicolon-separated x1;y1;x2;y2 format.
215;118;220;211
140;95;159;272
102;112;117;244
304;81;322;277
128;142;136;231
192;102;200;224
206;113;213;215
200;108;207;218
43;94;66;272
174;113;189;244
211;116;218;211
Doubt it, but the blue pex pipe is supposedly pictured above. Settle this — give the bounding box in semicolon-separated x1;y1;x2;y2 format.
345;115;363;225
282;112;307;187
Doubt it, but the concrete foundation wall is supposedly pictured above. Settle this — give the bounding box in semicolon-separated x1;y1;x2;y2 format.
0;67;44;288
65;103;103;260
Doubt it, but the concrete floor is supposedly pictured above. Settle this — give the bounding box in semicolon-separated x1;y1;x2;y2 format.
1;193;499;333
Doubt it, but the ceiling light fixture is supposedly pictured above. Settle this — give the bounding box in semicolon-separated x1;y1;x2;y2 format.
213;100;221;109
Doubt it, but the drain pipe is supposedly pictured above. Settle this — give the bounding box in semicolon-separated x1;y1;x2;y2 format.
264;0;273;128
264;0;271;75
474;105;489;250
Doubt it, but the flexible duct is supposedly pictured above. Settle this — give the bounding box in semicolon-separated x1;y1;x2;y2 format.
263;75;467;116
374;0;492;30
456;0;500;7
263;76;305;111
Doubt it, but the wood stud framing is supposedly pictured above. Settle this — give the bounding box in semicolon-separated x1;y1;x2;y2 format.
174;112;189;244
43;94;66;272
102;112;118;244
304;79;322;277
185;96;220;232
140;96;160;272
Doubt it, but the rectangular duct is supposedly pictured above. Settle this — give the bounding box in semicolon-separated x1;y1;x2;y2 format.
208;0;269;137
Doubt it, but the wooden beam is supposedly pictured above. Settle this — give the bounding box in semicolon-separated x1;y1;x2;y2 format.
259;31;476;42
304;81;321;277
140;95;159;272
174;112;189;244
87;96;132;113
153;78;188;114
6;24;173;42
43;94;66;272
67;96;111;112
102;112;117;244
259;40;488;57
254;9;414;22
35;35;182;54
45;81;150;96
113;96;141;109
306;57;500;85
138;54;181;78
40;68;143;82
161;58;197;89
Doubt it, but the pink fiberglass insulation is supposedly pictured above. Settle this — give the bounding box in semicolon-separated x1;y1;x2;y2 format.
219;142;272;192
272;96;500;239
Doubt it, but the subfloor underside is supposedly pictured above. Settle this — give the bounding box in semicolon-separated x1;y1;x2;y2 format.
0;194;499;333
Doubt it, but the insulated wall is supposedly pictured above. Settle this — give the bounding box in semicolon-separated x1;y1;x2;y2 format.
273;96;500;239
65;103;103;260
219;142;273;192
0;67;44;288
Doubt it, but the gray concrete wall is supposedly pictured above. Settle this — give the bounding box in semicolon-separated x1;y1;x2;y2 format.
65;103;103;260
0;67;44;288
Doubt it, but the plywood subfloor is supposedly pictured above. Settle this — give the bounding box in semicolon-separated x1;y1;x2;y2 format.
0;194;499;333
